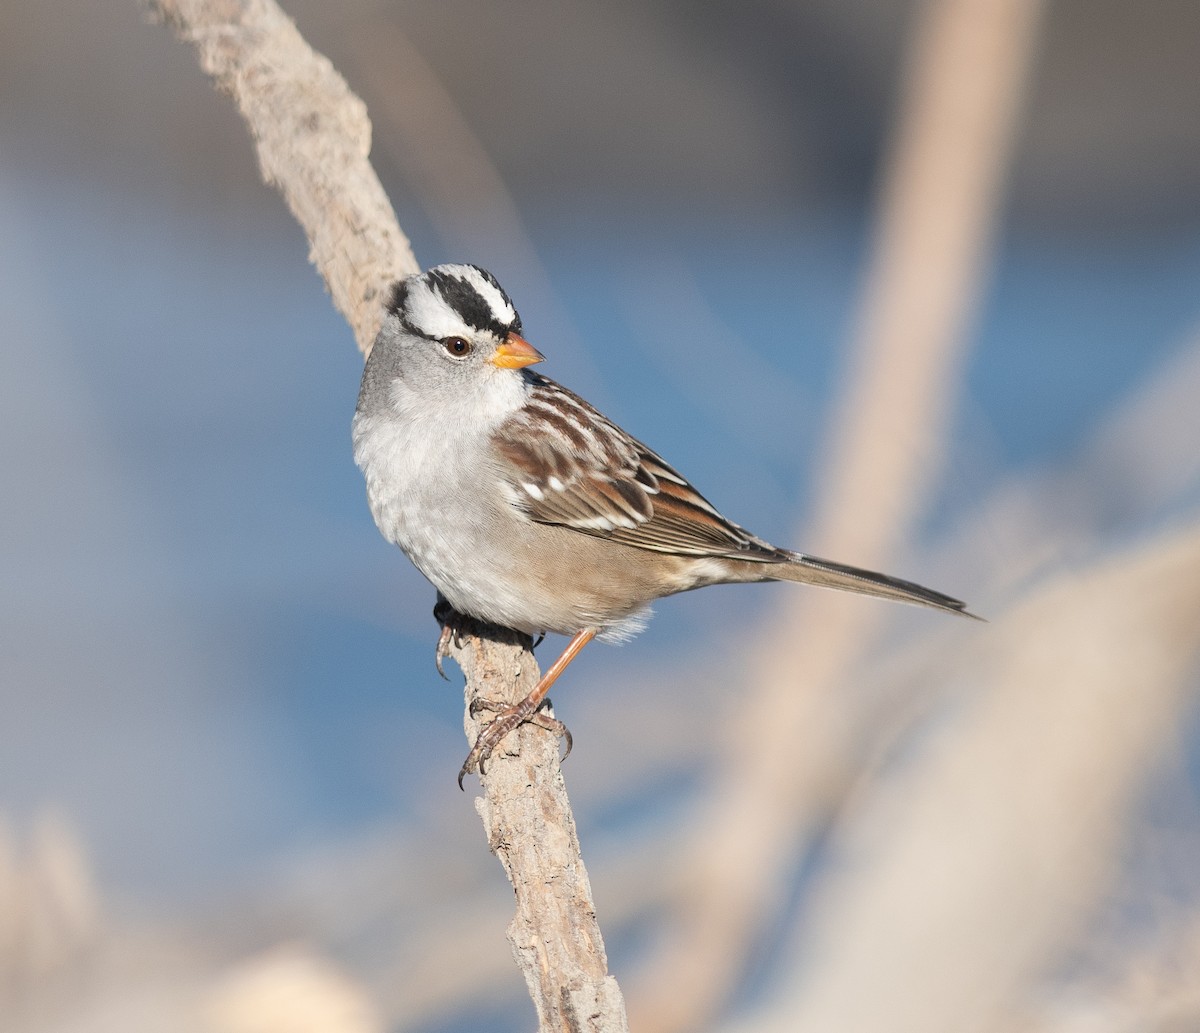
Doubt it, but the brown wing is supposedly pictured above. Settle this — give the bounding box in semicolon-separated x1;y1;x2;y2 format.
491;375;783;561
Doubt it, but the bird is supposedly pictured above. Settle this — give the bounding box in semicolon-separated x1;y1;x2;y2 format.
353;264;976;786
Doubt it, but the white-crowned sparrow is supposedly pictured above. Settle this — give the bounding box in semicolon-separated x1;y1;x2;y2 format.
353;264;975;784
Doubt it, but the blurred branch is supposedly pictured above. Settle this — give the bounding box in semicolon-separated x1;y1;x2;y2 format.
731;520;1200;1033
205;945;384;1033
1002;907;1200;1033
149;3;627;1029
348;22;609;390
0;810;101;1025
147;0;418;354
631;0;1044;1028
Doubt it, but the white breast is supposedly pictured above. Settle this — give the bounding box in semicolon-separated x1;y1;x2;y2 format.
352;369;540;628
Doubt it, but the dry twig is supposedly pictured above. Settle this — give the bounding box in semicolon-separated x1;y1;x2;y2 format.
441;611;628;1033
149;0;417;354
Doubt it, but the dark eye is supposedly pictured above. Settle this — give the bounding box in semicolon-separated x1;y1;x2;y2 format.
442;336;472;357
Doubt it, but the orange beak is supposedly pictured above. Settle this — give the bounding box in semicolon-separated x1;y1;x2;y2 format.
490;332;544;369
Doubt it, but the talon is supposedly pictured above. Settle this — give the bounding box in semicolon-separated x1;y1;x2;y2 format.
458;702;533;786
435;624;454;680
457;698;573;787
456;734;494;790
470;696;504;718
454;628;596;790
529;701;572;765
434;600;470;680
560;724;573;762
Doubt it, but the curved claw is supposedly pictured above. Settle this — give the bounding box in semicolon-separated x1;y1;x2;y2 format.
457;701;573;789
529;708;572;766
434;597;469;680
455;627;595;789
436;622;468;680
469;696;505;718
559;723;573;763
435;625;453;680
457;733;494;790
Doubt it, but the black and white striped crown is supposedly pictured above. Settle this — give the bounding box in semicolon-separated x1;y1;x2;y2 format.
387;264;521;341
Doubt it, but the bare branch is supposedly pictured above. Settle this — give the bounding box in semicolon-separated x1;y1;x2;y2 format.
441;613;629;1033
150;3;627;1028
147;0;418;354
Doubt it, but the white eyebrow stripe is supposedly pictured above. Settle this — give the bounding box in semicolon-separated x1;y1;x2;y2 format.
405;279;472;340
457;266;517;325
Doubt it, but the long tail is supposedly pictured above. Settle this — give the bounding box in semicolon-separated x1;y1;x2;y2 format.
772;551;980;619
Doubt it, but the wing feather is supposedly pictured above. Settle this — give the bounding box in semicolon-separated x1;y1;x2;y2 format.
491;375;782;560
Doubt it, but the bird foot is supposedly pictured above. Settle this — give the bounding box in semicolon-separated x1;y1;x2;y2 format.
433;597;468;680
458;696;572;790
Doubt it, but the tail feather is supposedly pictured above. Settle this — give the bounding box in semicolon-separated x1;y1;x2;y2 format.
773;551;980;619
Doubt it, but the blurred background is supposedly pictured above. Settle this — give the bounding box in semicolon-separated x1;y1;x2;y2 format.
3;1;1200;1031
